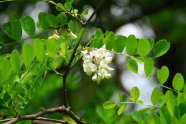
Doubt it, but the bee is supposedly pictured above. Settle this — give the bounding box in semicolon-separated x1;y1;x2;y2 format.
92;56;96;64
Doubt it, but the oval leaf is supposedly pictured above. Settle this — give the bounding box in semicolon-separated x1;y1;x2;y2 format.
10;50;21;73
114;35;126;53
37;12;49;30
20;16;35;36
127;58;138;73
153;39;170;58
3;20;22;41
137;38;151;57
157;66;169;85
45;39;57;58
103;101;117;109
165;90;175;116
144;57;154;77
33;39;46;62
126;35;137;55
45;14;59;27
57;12;67;25
22;43;35;68
151;87;162;105
131;87;140;102
172;73;184;91
117;104;127;115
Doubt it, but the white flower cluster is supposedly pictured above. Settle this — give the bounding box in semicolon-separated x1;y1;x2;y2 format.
81;47;114;84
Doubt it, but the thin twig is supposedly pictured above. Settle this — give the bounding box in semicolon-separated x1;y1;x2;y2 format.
34;117;76;124
1;106;88;124
82;0;104;27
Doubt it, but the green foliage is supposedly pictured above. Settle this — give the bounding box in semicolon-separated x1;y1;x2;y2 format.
117;104;127;115
68;20;78;34
90;28;104;48
151;87;163;105
22;43;35;69
20;16;35;36
33;39;46;62
114;35;126;53
46;14;59;27
126;35;137;55
57;12;68;25
10;50;22;73
127;58;138;73
144;57;154;77
37;12;50;30
157;66;169;84
103;101;117;109
45;39;57;58
3;20;22;41
81;9;89;15
0;2;185;124
137;38;151;57
172;73;185;91
153;39;170;58
131;87;140;102
165;90;176;116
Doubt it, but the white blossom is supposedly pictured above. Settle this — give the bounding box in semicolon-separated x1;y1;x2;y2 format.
81;47;114;84
48;34;60;41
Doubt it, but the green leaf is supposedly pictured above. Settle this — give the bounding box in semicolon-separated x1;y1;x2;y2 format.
90;37;103;48
45;14;59;27
137;38;151;57
159;106;172;124
33;39;46;62
64;1;72;11
3;92;11;103
165;90;176;116
151;87;162;105
20;16;35;36
103;31;114;44
126;35;137;55
148;113;160;124
22;43;35;68
95;28;103;37
45;39;57;58
117;104;127;115
3;20;22;41
57;12;67;25
103;101;117;109
131;87;140;102
68;20;78;34
37;12;49;30
157;66;169;85
127;58;138;73
114;35;126;53
0;58;11;82
172;73;185;91
106;37;115;50
81;8;88;15
153;39;170;58
117;93;122;102
56;3;64;11
144;57;154;77
180;114;186;124
10;50;21;73
148;39;154;50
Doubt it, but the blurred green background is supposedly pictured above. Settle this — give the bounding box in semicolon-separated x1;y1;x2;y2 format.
0;0;186;123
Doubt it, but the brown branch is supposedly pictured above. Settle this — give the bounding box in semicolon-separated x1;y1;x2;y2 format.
33;117;76;124
82;0;104;27
62;0;105;108
1;106;88;124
